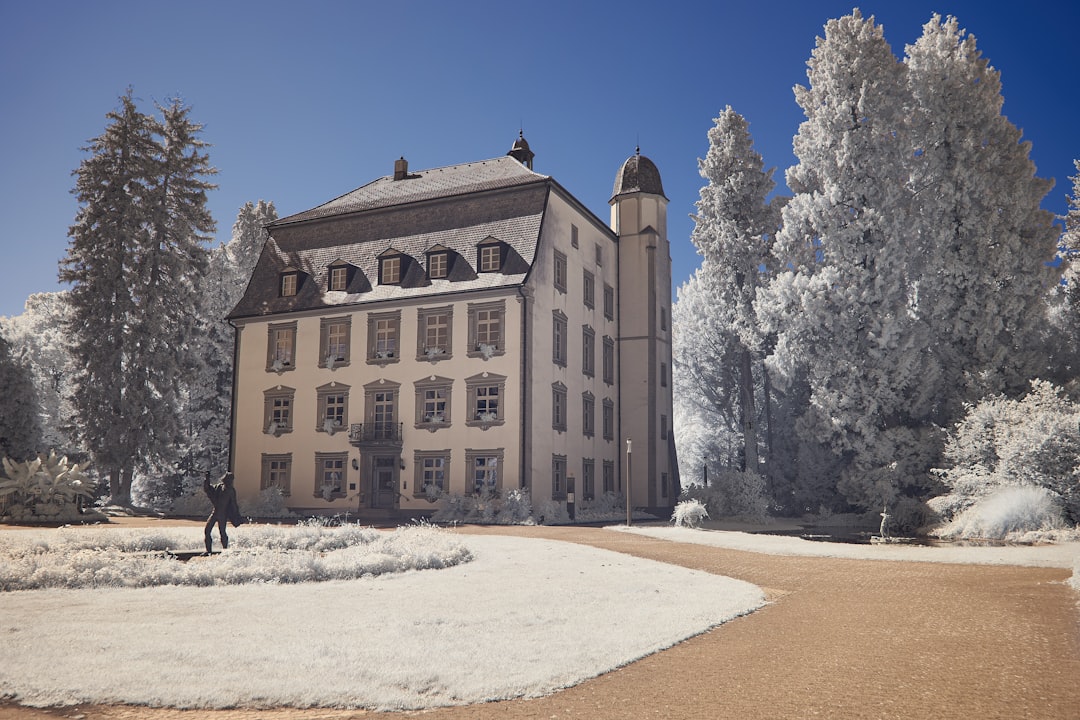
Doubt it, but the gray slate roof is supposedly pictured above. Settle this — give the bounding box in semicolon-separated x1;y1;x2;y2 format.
228;157;551;320
276;156;548;225
611;151;666;200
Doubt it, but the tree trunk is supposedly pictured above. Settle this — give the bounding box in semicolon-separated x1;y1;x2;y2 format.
739;348;759;474
108;466;134;506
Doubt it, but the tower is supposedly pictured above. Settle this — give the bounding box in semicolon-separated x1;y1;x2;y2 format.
610;148;678;509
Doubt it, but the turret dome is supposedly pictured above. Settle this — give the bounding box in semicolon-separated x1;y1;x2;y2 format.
611;148;665;201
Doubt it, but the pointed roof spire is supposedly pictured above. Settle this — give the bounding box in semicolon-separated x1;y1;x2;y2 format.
507;130;535;169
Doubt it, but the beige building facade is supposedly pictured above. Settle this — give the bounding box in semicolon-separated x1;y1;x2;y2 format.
227;137;678;518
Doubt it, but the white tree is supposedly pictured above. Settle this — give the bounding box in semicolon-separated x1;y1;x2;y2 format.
688;107;778;474
0;292;79;456
905;15;1059;417
0;329;41;462
59;90;216;506
758;11;942;512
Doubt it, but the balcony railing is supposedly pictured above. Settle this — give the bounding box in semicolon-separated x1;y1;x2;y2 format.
348;422;403;445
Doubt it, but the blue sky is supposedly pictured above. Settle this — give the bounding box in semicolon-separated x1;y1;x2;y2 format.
1;1;1076;318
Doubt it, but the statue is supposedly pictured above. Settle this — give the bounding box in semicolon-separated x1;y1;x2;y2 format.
879;505;891;539
203;471;243;554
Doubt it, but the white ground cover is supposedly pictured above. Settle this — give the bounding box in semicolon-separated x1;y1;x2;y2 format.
613;525;1080;569
0;525;764;711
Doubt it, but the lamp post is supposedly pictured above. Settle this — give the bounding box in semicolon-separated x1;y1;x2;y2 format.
625;438;632;527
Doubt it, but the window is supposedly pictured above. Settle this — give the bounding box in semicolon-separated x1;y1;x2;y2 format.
661;414;668;440
571;224;579;248
552;382;567;431
603;459;615;494
363;380;400;441
582;392;595;437
417;306;453;360
583;270;595;309
367;311;400;363
553;310;567;367
328;265;349;292
427;252;448;279
467;449;504;494
414;376;452;428
660;306;668;331
280;271;298;297
595;243;603;267
603;284;615;321
263;386;295;434
660;361;668;388
468;300;505;357
414;450;449;496
466;373;506;427
603;336;615;384
261;453;291;495
380;256;401;285
552;454;567;500
478;242;502;273
582;458;595;501
553;250;567;292
602;398;614;440
266;322;297;371
320;317;351;368
316;382;349;433
661;471;669;499
314;452;347;499
582;325;595;377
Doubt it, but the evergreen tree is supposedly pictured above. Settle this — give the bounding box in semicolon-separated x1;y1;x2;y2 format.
905;15;1059;416
0;329;42;462
758;11;941;512
59;90;216;506
688;108;778;474
0;292;79;456
182;200;277;485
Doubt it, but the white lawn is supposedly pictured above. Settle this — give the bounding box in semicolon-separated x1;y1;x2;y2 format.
0;525;764;711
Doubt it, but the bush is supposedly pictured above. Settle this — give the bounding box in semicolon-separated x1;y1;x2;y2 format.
431;489;539;525
935;485;1065;540
239;486;296;519
931;381;1080;527
672;499;709;528
681;468;769;520
0;451;97;522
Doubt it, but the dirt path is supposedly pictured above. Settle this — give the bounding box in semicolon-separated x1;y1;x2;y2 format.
2;524;1078;720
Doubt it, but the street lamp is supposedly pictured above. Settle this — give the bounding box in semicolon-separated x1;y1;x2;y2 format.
625;438;632;527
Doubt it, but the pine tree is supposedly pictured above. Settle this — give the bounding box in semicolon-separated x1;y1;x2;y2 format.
687;107;778;473
59;90;216;506
182;200;277;484
758;11;941;512
905;15;1059;417
0;330;42;462
0;292;79;456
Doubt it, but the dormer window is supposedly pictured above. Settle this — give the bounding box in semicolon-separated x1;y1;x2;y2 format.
280;271;299;297
478;239;503;273
328;265;349;291
428;251;448;279
380;255;401;285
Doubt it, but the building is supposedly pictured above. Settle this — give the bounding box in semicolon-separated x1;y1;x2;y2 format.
226;135;678;519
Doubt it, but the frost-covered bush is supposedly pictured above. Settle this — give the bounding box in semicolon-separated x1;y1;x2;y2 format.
430;489;537;525
930;381;1080;531
0;451;97;522
168;490;213;517
672;499;709;528
239;486;295;519
935;486;1065;540
533;499;569;525
681;468;769;520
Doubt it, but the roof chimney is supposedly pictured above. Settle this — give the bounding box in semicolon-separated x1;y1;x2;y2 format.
393;156;408;181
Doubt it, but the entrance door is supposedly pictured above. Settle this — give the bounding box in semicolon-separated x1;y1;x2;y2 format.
373;456;398;509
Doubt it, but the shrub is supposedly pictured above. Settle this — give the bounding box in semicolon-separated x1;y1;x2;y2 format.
931;381;1080;527
681;468;769;520
239;486;295;519
672;499;709;528
935;485;1065;540
0;451;97;522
